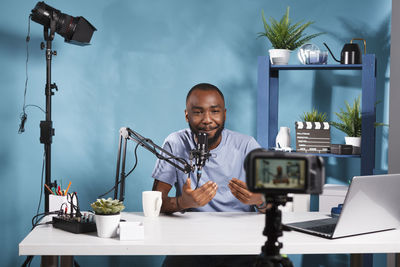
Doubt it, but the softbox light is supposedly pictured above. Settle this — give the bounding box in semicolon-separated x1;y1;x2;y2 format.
31;1;96;46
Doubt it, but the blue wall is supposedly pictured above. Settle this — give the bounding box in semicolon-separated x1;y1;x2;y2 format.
0;0;391;266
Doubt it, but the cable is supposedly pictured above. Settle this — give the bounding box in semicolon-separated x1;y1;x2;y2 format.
35;150;46;223
31;211;58;230
19;15;31;134
23;211;54;267
98;135;192;199
21;255;33;267
98;141;142;198
19;15;45;134
125;141;141;177
22;150;46;267
67;192;81;217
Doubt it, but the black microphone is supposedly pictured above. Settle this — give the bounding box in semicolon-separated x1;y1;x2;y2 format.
191;132;211;188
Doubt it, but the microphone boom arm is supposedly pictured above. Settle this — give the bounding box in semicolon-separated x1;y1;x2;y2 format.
114;127;193;201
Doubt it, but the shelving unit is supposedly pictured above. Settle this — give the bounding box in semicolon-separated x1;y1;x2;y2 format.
257;55;377;267
256;54;376;176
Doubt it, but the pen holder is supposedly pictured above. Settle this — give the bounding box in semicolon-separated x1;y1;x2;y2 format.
49;195;69;214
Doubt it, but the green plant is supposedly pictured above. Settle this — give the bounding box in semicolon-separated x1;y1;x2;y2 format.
331;97;389;137
258;7;324;50
331;97;361;137
91;198;125;215
300;108;327;122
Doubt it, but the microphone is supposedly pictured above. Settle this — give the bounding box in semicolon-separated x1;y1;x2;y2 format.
191;132;211;188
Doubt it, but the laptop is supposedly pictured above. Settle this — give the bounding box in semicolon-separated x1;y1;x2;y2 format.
285;174;400;239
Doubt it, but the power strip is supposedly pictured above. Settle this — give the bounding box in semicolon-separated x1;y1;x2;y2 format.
52;216;97;234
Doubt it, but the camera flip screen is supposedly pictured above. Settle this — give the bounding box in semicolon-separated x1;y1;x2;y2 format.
245;149;324;194
253;158;307;191
254;158;307;191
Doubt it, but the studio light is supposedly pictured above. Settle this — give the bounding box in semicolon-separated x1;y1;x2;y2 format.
27;2;96;213
31;1;96;45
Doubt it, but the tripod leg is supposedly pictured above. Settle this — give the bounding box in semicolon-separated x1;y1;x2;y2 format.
281;256;294;267
254;254;275;267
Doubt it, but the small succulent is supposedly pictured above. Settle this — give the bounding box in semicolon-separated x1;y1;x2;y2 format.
90;198;125;215
300;108;328;122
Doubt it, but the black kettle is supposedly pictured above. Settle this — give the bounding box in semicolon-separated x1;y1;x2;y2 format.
324;38;366;64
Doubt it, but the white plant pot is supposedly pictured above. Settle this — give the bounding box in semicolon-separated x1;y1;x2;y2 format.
269;49;291;65
95;213;121;238
345;136;361;147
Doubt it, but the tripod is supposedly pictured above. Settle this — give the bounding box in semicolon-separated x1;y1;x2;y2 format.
255;195;294;267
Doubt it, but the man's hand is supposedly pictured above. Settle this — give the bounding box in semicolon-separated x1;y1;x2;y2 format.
180;178;218;209
228;178;263;206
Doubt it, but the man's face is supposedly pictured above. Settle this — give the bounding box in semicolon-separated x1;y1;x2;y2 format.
185;89;226;149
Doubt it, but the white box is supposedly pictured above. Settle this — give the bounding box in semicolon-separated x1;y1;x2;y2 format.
49;195;68;213
119;222;144;240
278;193;310;212
49;195;76;215
292;194;310;212
319;184;348;212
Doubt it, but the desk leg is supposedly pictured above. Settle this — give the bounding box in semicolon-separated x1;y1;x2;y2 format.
60;256;73;267
351;254;363;267
41;256;58;267
387;254;400;267
351;254;373;267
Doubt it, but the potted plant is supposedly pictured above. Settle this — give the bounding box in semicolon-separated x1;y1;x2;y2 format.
330;97;361;149
331;97;388;154
295;108;331;153
258;7;324;65
91;198;125;238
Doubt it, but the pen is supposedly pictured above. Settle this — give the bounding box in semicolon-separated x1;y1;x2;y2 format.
58;186;62;196
51;187;58;195
44;184;55;195
65;181;72;195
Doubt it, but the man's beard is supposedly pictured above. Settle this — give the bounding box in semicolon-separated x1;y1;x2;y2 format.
189;122;225;149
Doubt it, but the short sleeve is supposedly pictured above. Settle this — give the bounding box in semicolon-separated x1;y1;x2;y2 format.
151;139;179;186
245;136;262;156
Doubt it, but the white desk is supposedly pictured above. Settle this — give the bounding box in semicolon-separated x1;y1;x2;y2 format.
19;212;400;261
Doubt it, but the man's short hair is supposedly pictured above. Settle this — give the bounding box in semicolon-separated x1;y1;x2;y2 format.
186;83;225;104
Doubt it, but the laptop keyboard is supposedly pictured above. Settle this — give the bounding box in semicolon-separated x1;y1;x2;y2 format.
286;217;339;237
306;224;336;234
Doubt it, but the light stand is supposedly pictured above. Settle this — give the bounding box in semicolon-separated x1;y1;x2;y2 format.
41;23;58;213
114;127;193;201
255;195;294;267
29;1;96;212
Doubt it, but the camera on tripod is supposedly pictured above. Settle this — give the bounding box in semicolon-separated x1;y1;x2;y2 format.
244;149;326;267
245;148;325;195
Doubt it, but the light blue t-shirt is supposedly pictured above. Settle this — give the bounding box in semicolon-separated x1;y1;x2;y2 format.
151;128;261;212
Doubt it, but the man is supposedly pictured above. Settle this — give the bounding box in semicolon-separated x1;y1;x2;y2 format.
151;83;267;266
152;83;267;213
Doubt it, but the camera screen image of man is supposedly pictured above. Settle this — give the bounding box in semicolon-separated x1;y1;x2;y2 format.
151;83;267;267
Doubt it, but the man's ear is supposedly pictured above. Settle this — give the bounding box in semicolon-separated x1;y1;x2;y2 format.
224;108;227;121
185;109;189;122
